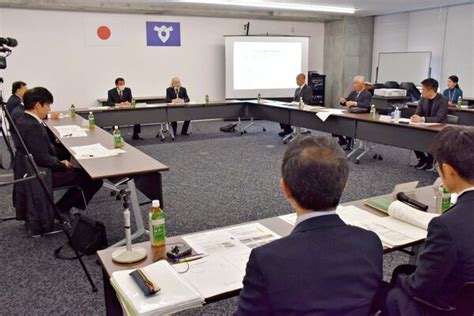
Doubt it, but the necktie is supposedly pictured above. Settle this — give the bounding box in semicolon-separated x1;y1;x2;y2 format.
119;90;123;101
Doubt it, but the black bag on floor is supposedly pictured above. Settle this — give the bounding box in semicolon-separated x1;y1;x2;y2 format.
54;214;108;260
219;123;238;133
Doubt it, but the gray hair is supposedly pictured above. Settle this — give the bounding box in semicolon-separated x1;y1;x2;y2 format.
353;75;365;83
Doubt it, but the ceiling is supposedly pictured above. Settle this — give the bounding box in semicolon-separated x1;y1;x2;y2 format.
0;0;471;21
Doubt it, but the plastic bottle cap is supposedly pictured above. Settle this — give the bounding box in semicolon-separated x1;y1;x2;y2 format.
152;200;160;208
114;125;118;129
89;111;93;114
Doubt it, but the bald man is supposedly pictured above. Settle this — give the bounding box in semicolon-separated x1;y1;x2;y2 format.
165;77;191;136
279;73;313;137
335;75;372;150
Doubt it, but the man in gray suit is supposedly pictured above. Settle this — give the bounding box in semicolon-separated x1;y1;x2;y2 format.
279;73;313;137
411;78;448;171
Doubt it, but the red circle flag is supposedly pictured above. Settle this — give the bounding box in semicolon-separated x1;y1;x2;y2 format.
97;26;111;40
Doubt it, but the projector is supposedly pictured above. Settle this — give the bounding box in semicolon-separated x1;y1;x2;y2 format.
374;89;407;97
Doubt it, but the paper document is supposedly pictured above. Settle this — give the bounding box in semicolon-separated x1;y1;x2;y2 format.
70;143;125;160
336;205;382;226
111;260;203;316
54;125;87;138
279;205;377;227
278;204;435;248
387;201;438;230
88;106;109;110
177;223;281;298
316;112;331;122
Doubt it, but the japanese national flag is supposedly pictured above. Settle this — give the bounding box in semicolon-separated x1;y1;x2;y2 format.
83;16;127;47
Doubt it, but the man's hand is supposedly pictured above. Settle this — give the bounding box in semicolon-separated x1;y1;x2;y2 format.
411;114;423;123
61;160;74;170
339;97;347;104
49;112;60;120
346;101;357;107
172;98;184;104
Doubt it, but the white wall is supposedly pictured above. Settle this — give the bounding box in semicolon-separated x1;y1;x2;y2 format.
372;3;473;96
0;8;325;110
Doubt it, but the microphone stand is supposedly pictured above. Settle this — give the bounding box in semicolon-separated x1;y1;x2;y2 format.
0;100;97;292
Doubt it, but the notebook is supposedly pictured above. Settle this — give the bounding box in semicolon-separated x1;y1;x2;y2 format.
110;260;204;316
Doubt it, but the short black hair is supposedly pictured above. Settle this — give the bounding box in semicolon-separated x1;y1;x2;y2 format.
115;77;125;85
12;81;26;94
431;126;474;182
421;78;439;92
23;87;54;110
282;135;349;212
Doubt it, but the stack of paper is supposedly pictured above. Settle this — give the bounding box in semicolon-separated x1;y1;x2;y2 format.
174;223;281;298
54;125;87;138
70;143;125;160
110;260;204;315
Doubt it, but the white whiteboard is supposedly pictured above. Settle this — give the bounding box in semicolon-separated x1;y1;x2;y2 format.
377;51;431;85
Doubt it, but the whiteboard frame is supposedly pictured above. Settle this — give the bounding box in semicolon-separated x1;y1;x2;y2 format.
376;51;432;85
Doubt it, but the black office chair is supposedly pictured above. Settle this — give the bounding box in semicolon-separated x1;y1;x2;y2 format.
372;83;385;90
414;282;474;316
399;82;421;101
384;81;400;89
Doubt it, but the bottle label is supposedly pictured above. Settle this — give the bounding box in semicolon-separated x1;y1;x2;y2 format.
150;213;166;246
114;134;122;148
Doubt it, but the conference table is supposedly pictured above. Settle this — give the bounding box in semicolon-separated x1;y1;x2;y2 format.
45;115;169;247
97;185;438;315
97;95;167;107
77;99;446;154
406;101;474;126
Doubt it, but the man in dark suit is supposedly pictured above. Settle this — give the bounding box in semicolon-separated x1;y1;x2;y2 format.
6;81;27;122
385;126;474;315
335;75;373;150
166;77;191;136
279;73;313;137
15;87;103;224
107;77;142;140
411;78;448;171
235;135;383;315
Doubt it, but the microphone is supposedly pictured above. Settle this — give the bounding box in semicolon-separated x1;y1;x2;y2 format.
0;37;18;47
0;47;12;53
396;192;429;212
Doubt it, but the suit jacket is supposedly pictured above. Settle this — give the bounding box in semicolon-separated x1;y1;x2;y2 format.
293;84;313;105
107;87;132;106
415;93;448;123
341;89;373;110
6;94;24;122
14;113;67;172
12;113;60;233
235;214;383;316
166;86;190;103
390;190;474;313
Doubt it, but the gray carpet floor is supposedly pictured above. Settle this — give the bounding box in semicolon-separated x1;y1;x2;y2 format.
0;120;438;315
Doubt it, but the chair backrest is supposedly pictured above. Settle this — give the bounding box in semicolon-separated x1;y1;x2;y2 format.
400;82;421;101
454;282;474;316
447;114;459;124
384;81;400;88
372;83;385;90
